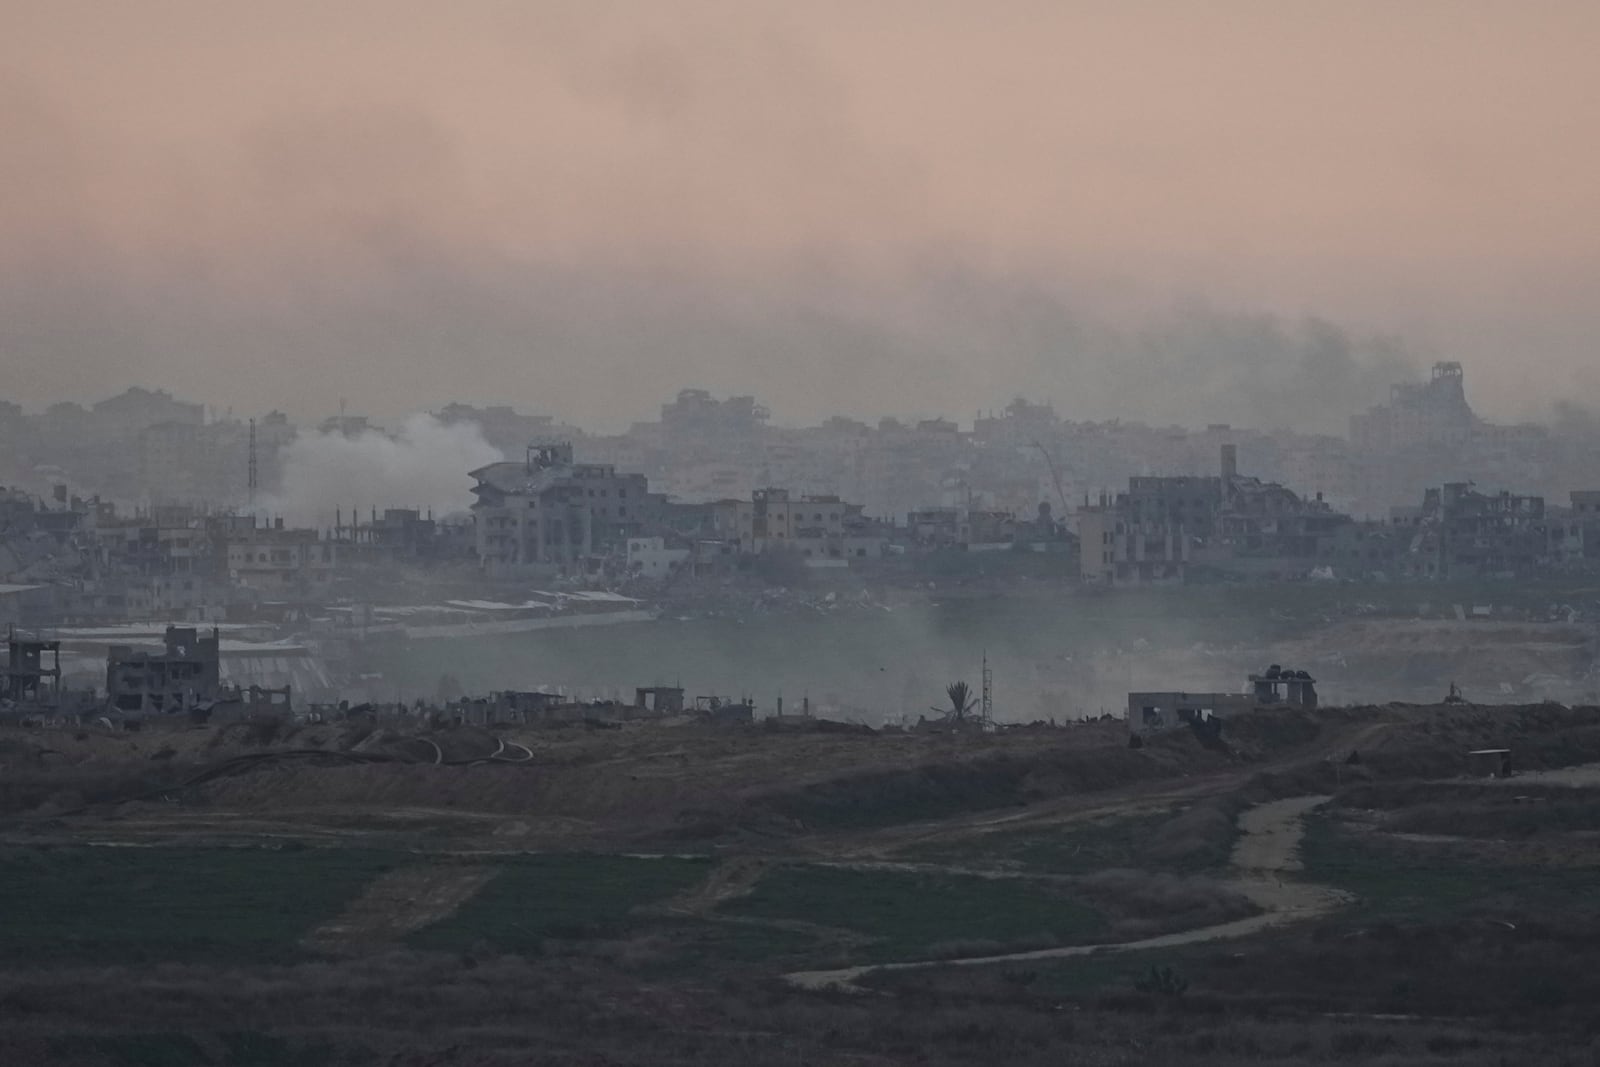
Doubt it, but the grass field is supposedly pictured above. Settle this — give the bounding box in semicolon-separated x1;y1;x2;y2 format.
907;803;1241;875
1300;813;1598;919
0;845;398;965
0;846;719;967
5;694;1600;1064
42;1031;339;1067
722;863;1107;962
407;853;710;952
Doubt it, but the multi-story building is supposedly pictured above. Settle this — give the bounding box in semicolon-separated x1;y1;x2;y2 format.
660;389;769;438
1076;498;1192;584
1350;361;1474;452
470;443;650;572
225;517;338;593
1549;490;1600;568
626;536;693;578
1077;445;1351;583
1348;363;1559;515
708;488;882;561
1424;483;1548;579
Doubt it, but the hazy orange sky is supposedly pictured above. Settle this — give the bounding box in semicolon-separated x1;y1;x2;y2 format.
2;1;1597;430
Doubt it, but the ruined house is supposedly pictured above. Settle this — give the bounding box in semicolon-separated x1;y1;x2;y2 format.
1408;483;1548;579
635;686;685;714
1128;666;1317;739
105;626;220;715
2;629;61;707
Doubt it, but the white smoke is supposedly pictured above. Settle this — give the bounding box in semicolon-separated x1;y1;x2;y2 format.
263;413;502;529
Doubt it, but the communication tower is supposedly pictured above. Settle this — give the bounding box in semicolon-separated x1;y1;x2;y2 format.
981;651;993;725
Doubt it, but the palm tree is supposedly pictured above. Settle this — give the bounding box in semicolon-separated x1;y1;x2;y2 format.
934;681;979;723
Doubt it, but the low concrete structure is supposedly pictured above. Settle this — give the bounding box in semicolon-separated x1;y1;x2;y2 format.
696;694;755;724
635;686;685;713
1467;748;1513;778
1128;666;1318;738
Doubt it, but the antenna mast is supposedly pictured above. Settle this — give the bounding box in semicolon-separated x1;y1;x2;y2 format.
247;417;258;510
981;650;993;726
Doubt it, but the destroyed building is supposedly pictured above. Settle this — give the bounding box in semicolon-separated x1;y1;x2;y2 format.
1545;490;1600;570
105;626;221;715
471;443;652;573
1399;483;1549;579
635;686;685;713
1077;446;1350;583
1128;666;1318;739
2;629;61;707
225;517;338;595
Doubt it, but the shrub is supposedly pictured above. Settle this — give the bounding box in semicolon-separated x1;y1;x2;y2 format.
1133;964;1188;997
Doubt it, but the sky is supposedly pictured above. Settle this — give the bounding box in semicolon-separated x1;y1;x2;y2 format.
1;1;1597;433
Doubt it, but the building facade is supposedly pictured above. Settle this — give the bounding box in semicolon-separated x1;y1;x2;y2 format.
471;443;650;572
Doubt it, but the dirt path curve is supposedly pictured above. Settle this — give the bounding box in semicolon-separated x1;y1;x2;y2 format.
656;856;768;916
786;795;1348;992
302;863;498;953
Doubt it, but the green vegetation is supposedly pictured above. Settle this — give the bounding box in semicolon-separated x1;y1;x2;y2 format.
637;917;832;974
1300;813;1597;918
409;853;709;951
1390;794;1600;838
0;845;397;964
45;1032;341;1067
909;805;1239;875
722;863;1107;962
760;747;1170;832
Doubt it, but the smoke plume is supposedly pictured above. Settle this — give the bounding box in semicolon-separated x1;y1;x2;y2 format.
264;413;501;529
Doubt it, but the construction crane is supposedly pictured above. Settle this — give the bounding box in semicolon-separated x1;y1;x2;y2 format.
1031;440;1070;517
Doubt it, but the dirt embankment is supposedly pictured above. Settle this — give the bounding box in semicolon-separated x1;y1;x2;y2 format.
12;702;1599;854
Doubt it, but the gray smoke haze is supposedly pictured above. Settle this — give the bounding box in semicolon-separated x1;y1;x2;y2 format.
3;4;1597;427
0;244;1414;435
262;414;501;529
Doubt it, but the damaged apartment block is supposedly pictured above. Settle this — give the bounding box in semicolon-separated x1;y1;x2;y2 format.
2;628;62;708
105;626;221;715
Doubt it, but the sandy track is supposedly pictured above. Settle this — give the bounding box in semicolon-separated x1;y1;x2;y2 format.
657;856;768;916
786;795;1347;991
302;863;498;952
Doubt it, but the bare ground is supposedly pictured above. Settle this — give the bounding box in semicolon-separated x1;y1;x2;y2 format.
301;863;499;953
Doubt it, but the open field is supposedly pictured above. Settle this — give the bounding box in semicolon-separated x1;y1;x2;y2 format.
2;700;1600;1063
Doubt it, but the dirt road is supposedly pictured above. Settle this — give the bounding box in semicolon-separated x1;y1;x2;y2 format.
1465;760;1600;788
302;863;498;953
656;855;768;916
786;795;1348;991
